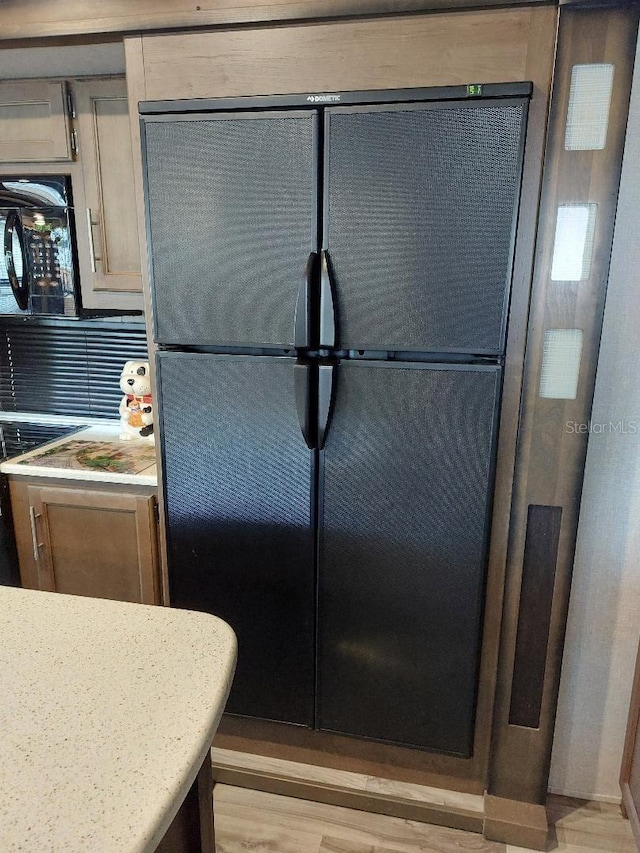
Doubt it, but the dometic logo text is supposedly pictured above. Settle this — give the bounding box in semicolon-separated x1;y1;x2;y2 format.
307;94;341;103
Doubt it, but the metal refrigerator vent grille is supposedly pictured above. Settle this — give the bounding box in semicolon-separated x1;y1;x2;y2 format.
326;104;526;353
144;115;316;347
319;363;501;755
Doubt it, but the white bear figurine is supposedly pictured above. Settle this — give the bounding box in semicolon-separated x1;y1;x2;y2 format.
119;361;154;443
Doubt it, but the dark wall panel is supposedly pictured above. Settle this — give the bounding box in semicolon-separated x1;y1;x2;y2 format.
509;504;562;729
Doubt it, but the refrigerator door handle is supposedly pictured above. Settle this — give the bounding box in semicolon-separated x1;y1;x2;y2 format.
319;250;336;348
4;209;29;311
295;252;318;349
294;361;316;449
317;363;335;450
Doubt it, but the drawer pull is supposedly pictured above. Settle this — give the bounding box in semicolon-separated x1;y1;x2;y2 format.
29;507;43;563
86;208;97;273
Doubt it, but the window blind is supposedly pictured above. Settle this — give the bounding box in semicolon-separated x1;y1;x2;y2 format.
0;320;148;419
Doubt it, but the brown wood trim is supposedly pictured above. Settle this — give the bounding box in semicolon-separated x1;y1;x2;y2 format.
488;2;640;804
134;494;160;605
197;750;216;853
484;794;548;848
620;634;640;844
6;472;156;496
131;6;557;792
156;750;215;853
620;636;640;788
129;3;557;789
36;487;141;511
621;783;640;843
559;0;632;6
211;762;484;834
0;1;556;43
124;35;171;607
215;718;485;793
139;9;538;102
469;0;558;788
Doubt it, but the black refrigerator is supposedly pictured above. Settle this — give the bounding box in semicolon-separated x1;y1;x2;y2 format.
140;84;529;758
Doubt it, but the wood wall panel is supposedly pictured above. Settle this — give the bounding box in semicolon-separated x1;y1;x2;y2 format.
471;0;557;795
0;0;552;43
124;36;170;606
125;6;558;807
487;4;640;831
139;9;535;103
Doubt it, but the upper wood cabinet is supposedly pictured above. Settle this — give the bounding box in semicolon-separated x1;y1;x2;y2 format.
0;76;143;311
71;77;143;308
0;79;73;162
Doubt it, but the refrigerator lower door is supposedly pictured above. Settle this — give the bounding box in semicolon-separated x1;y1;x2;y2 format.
156;352;316;726
317;360;501;757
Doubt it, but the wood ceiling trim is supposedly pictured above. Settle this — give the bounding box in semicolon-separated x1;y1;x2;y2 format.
0;0;554;43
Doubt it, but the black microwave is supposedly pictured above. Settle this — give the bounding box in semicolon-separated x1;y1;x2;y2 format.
0;176;81;316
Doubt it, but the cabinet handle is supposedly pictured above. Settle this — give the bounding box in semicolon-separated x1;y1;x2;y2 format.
86;208;96;273
29;507;42;563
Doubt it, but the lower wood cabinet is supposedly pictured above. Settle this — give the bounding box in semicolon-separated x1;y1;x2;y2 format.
9;478;160;605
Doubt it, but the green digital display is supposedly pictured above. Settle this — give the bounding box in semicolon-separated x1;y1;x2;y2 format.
467;84;483;97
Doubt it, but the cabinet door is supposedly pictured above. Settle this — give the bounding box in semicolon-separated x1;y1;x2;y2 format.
324;99;527;355
72;78;143;309
318;361;501;756
0;80;72;163
26;486;159;604
142;110;318;347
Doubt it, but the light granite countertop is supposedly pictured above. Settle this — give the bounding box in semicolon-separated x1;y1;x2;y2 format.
0;420;158;486
0;586;237;852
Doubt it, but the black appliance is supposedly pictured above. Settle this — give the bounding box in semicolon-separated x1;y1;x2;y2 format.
0;176;80;316
140;84;529;757
0;420;87;586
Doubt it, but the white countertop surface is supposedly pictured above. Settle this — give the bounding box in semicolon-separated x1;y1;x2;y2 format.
0;587;237;853
0;421;158;486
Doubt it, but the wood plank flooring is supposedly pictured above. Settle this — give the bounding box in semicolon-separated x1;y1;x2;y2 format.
212;782;637;853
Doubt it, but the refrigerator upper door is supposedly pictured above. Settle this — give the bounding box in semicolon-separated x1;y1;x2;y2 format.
156;352;316;726
142;110;319;348
324;99;528;355
317;360;501;756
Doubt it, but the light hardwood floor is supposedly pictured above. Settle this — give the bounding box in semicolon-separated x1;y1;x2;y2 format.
212;783;637;853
